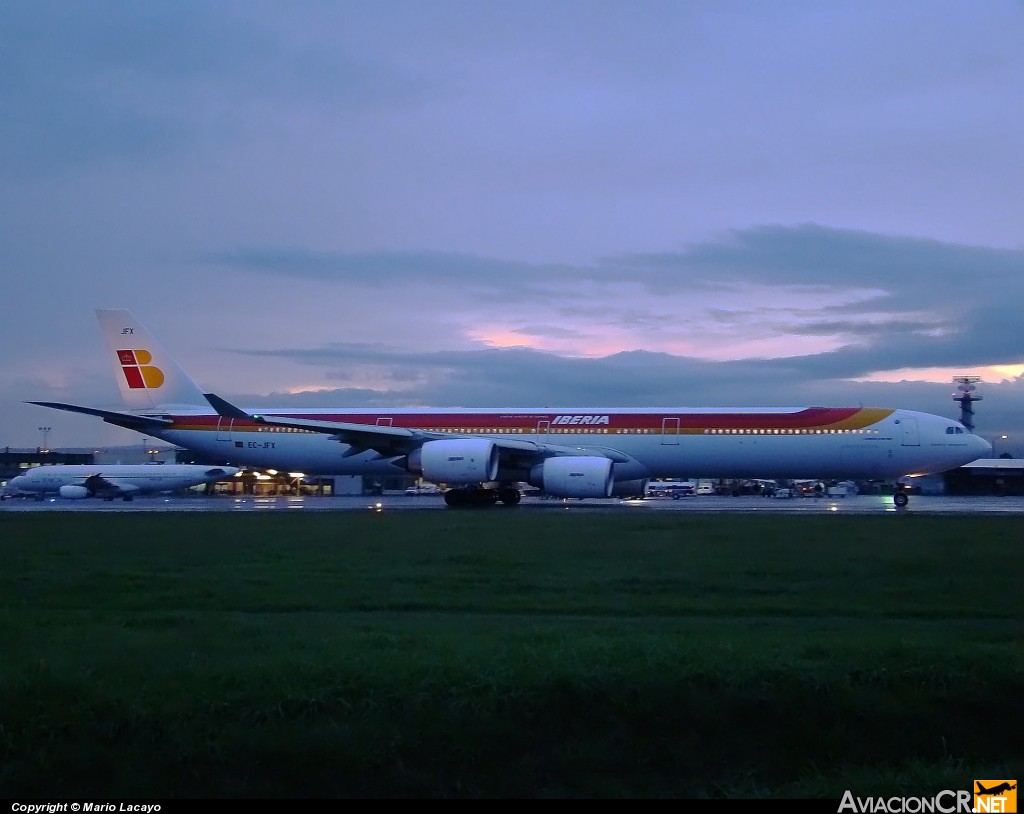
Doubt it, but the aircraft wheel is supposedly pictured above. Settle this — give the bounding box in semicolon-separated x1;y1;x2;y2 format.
471;488;498;506
498;488;521;506
444;487;503;508
893;492;909;508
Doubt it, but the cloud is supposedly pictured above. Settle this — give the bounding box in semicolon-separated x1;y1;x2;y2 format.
0;1;425;179
511;324;587;340
222;341;1020;428
206;224;1024;372
206;247;549;288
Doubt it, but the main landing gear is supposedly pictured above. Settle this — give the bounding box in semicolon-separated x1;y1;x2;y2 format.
443;486;522;508
893;485;909;508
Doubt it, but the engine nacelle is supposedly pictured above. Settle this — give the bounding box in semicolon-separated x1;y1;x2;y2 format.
611;478;649;498
58;485;90;500
530;456;614;498
407;438;499;485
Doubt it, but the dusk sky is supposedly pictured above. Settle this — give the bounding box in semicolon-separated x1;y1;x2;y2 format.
2;1;1023;456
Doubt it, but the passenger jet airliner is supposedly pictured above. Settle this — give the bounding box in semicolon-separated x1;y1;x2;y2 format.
29;310;990;508
4;463;239;501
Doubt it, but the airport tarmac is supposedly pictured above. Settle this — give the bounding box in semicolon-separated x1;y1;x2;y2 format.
3;493;1024;514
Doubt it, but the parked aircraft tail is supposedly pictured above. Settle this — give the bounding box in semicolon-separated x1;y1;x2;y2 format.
95;309;207;409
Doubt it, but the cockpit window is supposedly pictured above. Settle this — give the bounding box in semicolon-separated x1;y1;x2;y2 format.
945;426;965;434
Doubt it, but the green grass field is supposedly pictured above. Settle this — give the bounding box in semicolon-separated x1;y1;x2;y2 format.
1;511;1021;798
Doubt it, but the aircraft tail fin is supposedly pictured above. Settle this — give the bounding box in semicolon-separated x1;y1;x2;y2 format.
95;309;207;409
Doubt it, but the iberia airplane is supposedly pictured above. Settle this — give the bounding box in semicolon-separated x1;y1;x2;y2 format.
29;310;990;508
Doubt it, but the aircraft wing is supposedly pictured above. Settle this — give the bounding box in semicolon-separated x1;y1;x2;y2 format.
205;393;446;458
27;401;174;431
203;393;637;465
80;473;128;497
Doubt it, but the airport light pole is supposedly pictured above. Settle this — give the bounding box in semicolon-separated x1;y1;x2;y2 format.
994;434;1008;457
38;426;51;453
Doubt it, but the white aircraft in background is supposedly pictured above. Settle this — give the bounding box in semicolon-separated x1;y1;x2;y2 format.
3;463;239;501
29;310;990;508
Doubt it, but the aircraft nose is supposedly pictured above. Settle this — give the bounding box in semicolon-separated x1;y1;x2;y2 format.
973;433;993;459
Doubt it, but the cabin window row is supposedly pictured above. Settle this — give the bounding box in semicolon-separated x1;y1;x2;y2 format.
702;428;875;435
251;425;878;435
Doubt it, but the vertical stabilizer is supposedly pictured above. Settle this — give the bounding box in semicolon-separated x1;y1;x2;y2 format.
96;309;207;409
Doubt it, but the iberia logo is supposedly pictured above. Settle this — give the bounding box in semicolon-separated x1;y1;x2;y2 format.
974;780;1017;813
117;349;165;390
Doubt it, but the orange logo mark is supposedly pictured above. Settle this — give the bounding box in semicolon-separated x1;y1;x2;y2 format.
116;349;165;390
975;780;1017;813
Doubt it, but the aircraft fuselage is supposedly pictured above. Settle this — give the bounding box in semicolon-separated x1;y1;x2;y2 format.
148;405;984;481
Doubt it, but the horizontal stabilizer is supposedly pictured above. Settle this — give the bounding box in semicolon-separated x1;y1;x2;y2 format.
27;401;173;431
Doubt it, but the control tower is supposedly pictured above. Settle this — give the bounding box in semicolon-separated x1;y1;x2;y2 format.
952;376;982;432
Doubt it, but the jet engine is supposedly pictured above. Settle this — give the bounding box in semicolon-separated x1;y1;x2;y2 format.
407;439;500;485
611;478;649;498
58;485;91;499
530;456;614;498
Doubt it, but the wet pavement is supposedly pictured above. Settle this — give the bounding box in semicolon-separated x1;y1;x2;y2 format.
3;492;1023;515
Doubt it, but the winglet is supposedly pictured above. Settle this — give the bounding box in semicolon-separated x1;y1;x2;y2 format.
204;393;255;421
